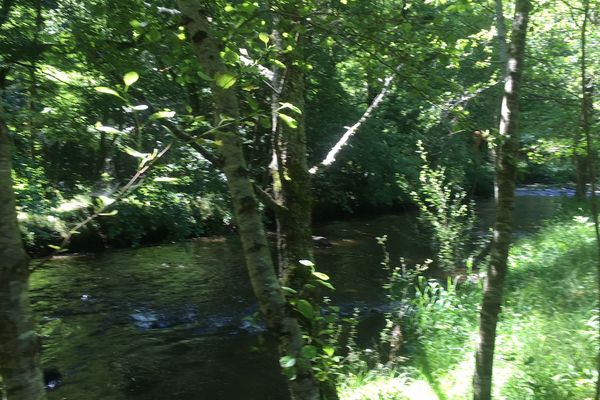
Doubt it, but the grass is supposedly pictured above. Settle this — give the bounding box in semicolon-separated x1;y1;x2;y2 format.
340;215;599;399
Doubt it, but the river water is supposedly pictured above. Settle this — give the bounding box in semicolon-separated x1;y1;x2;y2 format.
29;189;573;399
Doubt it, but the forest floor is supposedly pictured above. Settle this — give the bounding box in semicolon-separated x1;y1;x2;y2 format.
340;214;599;399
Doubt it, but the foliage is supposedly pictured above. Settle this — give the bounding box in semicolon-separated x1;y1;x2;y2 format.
399;141;477;271
341;215;598;399
280;260;344;385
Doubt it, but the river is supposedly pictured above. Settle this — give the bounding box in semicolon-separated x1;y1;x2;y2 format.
28;189;574;399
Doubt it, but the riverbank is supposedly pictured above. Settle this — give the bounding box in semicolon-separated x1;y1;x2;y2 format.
340;215;599;399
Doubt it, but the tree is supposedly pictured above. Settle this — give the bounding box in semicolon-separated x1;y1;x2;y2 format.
0;1;48;397
0;68;46;400
175;2;320;399
473;0;531;398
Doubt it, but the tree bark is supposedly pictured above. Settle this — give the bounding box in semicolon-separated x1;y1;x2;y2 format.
270;31;314;290
578;1;600;396
175;2;319;399
473;1;531;399
0;69;46;400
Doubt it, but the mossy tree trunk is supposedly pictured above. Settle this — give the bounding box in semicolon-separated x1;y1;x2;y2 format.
269;25;314;292
0;68;46;400
268;12;338;398
175;2;319;399
473;1;531;399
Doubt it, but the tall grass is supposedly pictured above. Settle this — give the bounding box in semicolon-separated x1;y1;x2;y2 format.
340;216;599;399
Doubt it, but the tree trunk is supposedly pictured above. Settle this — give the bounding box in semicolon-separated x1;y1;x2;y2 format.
0;69;46;400
473;1;531;399
271;35;314;290
578;1;600;396
575;155;589;199
175;3;319;399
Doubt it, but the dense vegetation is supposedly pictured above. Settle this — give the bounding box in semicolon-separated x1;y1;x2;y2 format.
0;0;598;399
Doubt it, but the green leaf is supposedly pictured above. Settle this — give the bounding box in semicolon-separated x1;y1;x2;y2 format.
97;195;115;207
312;271;330;281
149;110;176;120
95;87;122;98
279;356;296;368
281;286;298;295
221;48;240;64
271;59;287;69
295;299;314;320
94;122;123;134
215;72;237;89
317;280;335;290
301;345;318;359
129;105;149;111
124;147;149;158
123;71;139;88
323;346;335;357
279;113;297;129
279;102;302;115
99;210;118;216
153;177;179;183
197;70;213;81
299;259;314;267
259;32;270;44
145;29;161;42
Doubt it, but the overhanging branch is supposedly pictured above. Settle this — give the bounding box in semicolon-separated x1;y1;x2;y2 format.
309;64;401;174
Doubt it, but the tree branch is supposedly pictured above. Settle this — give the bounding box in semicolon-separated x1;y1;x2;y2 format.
309;64;401;174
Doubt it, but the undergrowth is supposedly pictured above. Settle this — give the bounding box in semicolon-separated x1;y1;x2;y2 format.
340;215;599;399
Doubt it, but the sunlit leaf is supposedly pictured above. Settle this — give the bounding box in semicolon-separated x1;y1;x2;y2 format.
259;32;270;44
123;71;139;87
99;210;118;216
271;59;286;69
221;48;239;64
95;87;122;98
149;110;176;120
299;259;314;267
323;346;335;357
126;104;149;112
94;122;123;134
279;356;296;368
279;102;302;115
317;280;335;290
312;271;330;281
124;147;149;158
281;286;298;295
153;177;179;183
279;113;297;129
214;72;237;89
97;195;115;207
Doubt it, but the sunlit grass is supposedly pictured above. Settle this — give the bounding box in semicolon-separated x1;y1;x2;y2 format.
341;215;599;399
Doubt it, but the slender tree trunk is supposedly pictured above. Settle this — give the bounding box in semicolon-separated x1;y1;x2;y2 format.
0;69;46;400
175;3;319;399
491;0;508;202
267;10;338;398
473;1;530;399
273;37;314;291
578;1;600;396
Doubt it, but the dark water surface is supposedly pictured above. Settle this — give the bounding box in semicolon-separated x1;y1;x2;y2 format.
29;190;572;399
